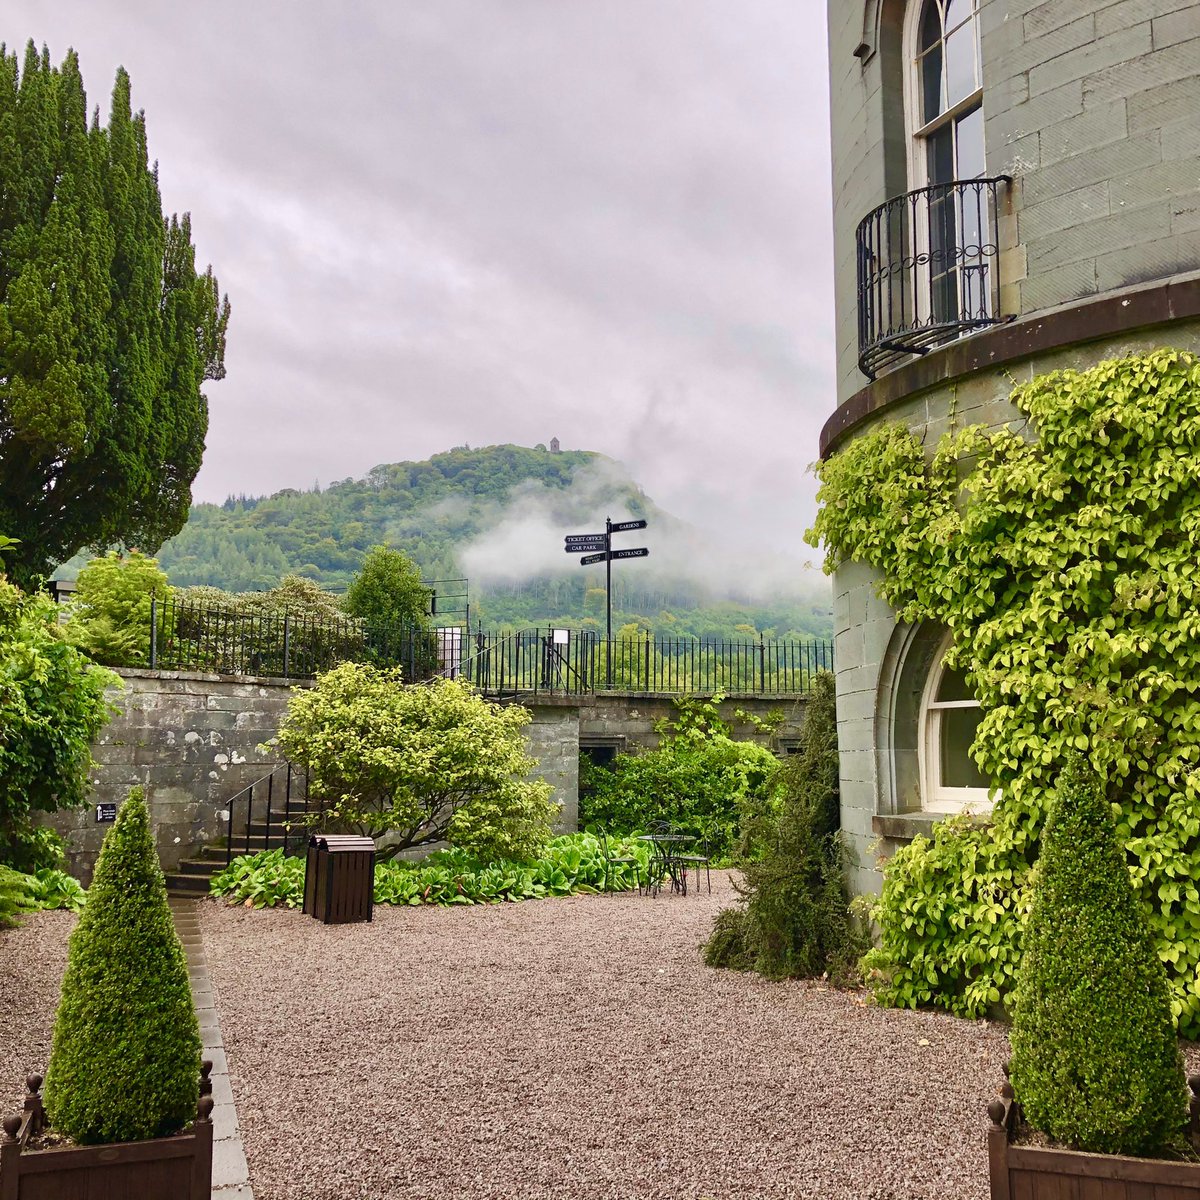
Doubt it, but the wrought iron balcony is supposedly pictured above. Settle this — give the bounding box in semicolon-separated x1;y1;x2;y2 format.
856;176;1011;380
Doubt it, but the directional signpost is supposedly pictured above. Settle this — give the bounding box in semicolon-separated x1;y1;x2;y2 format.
563;516;650;685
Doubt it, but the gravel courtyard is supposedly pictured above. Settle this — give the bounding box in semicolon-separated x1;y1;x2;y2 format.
1;884;1066;1200
199;878;1011;1200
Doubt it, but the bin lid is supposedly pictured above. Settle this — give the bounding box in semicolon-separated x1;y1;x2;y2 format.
309;834;376;853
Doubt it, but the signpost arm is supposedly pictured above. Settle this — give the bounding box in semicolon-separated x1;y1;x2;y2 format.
605;516;612;688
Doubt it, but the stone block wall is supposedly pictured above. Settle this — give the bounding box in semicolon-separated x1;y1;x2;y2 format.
985;0;1200;318
53;669;298;882
828;0;1200;404
57;672;813;882
523;704;580;831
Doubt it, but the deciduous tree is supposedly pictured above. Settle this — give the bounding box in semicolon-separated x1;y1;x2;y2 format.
276;662;558;861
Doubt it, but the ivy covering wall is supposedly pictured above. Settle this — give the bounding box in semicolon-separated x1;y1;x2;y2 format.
806;349;1200;1034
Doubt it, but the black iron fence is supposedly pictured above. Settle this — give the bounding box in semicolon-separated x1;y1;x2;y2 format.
456;629;831;697
856;176;1011;379
146;600;832;696
148;594;440;681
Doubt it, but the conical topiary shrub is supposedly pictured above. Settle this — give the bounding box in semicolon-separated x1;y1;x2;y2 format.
1009;755;1188;1156
43;788;201;1144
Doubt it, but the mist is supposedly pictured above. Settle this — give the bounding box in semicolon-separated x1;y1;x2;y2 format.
455;459;829;603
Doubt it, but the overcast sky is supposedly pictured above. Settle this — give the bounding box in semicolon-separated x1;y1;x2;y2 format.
7;1;834;562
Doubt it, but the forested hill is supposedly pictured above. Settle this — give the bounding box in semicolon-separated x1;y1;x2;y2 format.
107;444;831;639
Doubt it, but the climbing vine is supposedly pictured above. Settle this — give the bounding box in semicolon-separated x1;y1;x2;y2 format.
805;348;1200;1033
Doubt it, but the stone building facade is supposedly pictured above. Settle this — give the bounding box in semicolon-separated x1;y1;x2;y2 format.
824;0;1200;895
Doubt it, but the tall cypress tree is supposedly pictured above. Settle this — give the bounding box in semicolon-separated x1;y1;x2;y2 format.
0;44;229;586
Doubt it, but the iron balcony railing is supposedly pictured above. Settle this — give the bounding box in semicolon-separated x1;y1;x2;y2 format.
856;176;1011;379
145;600;832;697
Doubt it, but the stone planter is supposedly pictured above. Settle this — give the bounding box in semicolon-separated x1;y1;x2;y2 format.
988;1076;1200;1200
0;1066;213;1200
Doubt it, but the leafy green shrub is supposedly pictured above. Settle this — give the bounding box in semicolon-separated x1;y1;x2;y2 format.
210;833;650;909
807;349;1200;1031
704;672;863;980
276;662;557;862
64;550;171;667
580;693;779;859
343;544;431;629
44;790;200;1144
165;575;361;675
0;578;116;870
0;826;67;875
1009;757;1188;1156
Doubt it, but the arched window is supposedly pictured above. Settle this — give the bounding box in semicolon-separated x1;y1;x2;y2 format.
918;634;992;812
904;0;988;327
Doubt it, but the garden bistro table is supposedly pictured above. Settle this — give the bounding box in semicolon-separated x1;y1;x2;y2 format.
637;832;693;896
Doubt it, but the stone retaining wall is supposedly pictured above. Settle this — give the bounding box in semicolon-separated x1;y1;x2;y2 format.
57;671;810;881
53;669;297;881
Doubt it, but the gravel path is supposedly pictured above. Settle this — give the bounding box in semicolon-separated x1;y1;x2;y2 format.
200;880;1011;1200
11;894;1199;1199
0;910;75;1116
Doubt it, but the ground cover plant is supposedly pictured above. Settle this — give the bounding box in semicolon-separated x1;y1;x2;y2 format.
276;663;557;861
0;866;87;927
209;832;650;909
44;789;201;1144
808;348;1200;1031
704;671;864;980
1010;756;1188;1156
580;692;779;859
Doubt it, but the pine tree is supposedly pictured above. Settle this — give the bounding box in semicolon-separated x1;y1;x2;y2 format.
44;789;201;1144
703;671;864;980
0;44;229;585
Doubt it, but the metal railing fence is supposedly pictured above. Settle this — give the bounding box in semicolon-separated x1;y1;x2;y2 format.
149;594;441;681
147;599;832;696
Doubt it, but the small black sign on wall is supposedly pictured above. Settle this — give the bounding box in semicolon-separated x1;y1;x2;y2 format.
95;803;117;823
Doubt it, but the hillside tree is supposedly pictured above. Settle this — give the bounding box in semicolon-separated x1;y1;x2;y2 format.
343;543;432;630
0;43;229;585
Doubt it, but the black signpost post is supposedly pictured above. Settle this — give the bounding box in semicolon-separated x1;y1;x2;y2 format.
563;516;649;686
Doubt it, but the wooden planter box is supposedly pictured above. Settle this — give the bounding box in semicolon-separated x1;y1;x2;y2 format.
0;1066;214;1200
989;1078;1200;1200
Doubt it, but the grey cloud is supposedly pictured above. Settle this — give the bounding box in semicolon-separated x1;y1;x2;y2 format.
7;0;835;560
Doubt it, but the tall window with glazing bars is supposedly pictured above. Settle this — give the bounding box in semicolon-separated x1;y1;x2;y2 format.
856;0;1009;378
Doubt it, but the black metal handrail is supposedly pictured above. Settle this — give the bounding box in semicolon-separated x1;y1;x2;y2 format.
856;176;1011;379
223;761;310;866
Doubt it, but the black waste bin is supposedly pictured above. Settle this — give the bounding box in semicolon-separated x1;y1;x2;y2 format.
303;834;375;924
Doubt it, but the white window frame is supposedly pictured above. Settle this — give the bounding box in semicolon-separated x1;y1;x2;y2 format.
901;0;986;328
903;0;985;189
918;632;993;813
